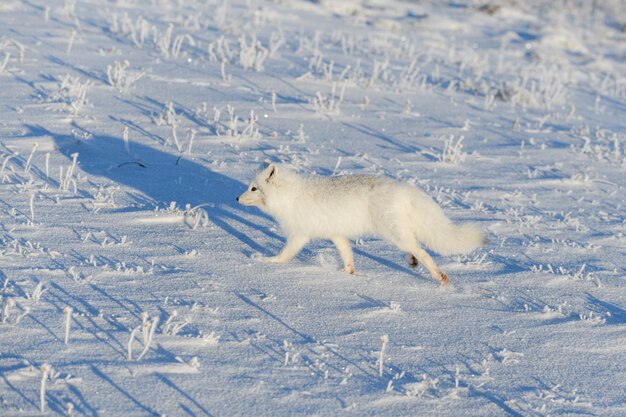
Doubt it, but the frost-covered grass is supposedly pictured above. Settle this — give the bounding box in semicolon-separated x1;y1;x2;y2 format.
0;0;625;416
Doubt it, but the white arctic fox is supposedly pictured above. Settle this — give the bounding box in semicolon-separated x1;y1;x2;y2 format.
237;163;484;284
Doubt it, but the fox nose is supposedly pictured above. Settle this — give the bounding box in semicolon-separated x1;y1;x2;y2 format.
236;196;239;202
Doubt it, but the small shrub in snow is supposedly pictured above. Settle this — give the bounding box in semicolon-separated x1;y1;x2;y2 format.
207;36;234;63
47;75;91;114
60;152;79;192
128;312;160;361
241;111;261;140
579;311;606;325
268;31;285;57
438;135;467;164
226;105;238;136
162;310;191;336
295;124;307;143
202;332;220;346
312;82;345;115
403;374;439;397
239;34;268;71
156;24;174;58
106;60;144;94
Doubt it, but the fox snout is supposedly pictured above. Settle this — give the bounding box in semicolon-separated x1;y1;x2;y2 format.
237;189;262;206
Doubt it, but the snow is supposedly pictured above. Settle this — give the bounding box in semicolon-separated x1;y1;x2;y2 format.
1;0;625;415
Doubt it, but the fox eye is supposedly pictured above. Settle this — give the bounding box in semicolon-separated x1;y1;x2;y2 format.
251;187;258;191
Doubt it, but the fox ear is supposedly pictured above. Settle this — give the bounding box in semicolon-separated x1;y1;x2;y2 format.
265;164;276;183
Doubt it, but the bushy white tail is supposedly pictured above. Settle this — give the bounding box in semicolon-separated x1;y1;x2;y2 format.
421;222;485;256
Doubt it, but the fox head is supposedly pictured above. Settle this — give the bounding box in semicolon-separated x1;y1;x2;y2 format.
236;163;277;208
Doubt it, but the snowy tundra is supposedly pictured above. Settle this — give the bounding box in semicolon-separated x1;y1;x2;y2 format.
0;0;624;416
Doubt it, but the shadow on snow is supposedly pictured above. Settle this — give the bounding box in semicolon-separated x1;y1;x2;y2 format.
23;123;270;254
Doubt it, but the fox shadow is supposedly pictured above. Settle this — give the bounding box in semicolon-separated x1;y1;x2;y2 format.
25;124;271;253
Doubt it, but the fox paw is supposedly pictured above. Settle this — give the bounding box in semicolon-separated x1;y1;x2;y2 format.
438;271;449;285
340;264;355;275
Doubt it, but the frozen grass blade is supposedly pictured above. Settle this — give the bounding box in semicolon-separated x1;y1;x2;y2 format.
123;126;130;154
29;192;35;223
39;364;50;413
63;307;73;344
137;317;159;361
0;152;18;180
24;143;38;174
60;153;79;191
15;305;30;324
1;297;14;324
31;282;46;303
67;30;77;54
127;326;139;360
0;52;9;74
378;335;388;378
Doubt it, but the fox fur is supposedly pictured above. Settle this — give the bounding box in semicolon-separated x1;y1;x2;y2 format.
237;163;485;284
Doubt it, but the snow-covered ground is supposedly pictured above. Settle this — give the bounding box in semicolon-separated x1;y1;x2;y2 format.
1;0;625;415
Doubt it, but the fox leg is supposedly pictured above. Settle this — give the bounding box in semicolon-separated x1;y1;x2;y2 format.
262;235;309;264
407;254;419;268
408;245;448;284
331;236;355;274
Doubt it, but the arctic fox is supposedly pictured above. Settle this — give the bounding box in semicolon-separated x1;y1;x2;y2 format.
237;163;485;284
